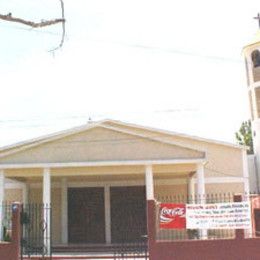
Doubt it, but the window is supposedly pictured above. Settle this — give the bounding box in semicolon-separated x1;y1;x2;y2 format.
251;50;260;68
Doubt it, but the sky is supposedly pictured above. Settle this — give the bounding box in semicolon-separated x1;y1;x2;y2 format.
0;0;259;147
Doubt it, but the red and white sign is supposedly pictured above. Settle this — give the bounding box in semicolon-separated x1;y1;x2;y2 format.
186;202;252;229
159;202;252;230
159;203;186;229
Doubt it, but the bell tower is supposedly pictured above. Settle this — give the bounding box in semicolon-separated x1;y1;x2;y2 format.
243;14;260;180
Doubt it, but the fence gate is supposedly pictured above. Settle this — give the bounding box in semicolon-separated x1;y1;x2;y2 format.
20;204;52;259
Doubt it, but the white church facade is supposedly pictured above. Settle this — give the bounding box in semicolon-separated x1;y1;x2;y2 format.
0;119;249;248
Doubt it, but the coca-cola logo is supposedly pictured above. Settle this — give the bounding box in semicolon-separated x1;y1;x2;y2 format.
160;206;185;224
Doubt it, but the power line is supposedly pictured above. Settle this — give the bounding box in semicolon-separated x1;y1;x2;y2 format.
0;22;242;63
0;109;199;126
0;22;64;37
108;40;242;64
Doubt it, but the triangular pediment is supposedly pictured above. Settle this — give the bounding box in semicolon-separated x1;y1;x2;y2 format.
0;125;205;164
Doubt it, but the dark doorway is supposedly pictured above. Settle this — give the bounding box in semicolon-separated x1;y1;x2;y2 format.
254;208;260;237
110;186;147;243
68;187;105;243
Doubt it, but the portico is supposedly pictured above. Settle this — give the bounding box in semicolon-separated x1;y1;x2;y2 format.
0;160;206;249
0;119;247;253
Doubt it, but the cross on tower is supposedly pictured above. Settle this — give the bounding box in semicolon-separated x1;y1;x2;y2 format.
254;13;260;28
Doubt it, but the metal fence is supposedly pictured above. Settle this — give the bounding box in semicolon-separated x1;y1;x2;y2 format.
113;242;148;260
155;193;251;241
20;203;52;259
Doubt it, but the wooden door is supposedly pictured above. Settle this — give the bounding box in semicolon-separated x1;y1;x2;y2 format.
68;187;105;243
110;186;147;243
254;208;260;237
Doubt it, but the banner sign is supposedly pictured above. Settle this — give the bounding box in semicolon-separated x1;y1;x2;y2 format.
159;203;186;229
186;202;251;229
159;202;251;230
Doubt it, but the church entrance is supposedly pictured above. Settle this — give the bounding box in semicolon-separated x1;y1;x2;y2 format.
67;186;147;244
110;186;147;243
68;187;106;243
254;208;260;237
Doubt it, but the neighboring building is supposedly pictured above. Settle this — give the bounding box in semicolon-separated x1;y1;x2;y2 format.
0;119;249;249
243;29;260;193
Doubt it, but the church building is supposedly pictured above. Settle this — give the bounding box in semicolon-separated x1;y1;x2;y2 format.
0;119;249;251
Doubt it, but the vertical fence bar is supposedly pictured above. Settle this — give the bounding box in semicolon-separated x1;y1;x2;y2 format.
234;194;245;239
0;171;5;241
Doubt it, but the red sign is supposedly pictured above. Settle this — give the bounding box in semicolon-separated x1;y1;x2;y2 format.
159;203;186;229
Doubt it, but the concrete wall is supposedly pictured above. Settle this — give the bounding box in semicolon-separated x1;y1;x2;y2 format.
147;200;260;260
0;203;21;260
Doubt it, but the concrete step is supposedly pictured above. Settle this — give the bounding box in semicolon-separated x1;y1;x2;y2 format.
22;255;148;260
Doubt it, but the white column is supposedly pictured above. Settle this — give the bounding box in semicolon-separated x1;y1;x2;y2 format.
0;170;5;240
104;185;111;244
196;163;207;238
43;168;51;254
145;165;154;200
196;163;205;200
22;183;29;205
188;174;195;203
22;182;29;242
242;149;253;238
61;178;68;244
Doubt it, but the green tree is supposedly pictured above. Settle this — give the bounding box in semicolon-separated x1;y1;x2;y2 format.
235;120;254;154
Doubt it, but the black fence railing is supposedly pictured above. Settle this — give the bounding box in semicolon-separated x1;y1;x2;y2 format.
113;242;148;260
155;193;253;241
20;203;52;259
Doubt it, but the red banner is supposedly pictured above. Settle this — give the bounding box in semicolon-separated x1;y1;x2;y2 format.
159;203;186;229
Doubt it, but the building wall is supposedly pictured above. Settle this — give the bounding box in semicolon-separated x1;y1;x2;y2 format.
5;189;23;203
205;183;244;194
155;184;187;199
107;122;245;179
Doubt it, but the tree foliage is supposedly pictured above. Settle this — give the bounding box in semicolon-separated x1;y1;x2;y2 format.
235;120;253;154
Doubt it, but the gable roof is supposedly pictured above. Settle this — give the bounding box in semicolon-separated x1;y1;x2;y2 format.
104;120;246;150
0;125;207;165
0;120;106;154
0;119;245;159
